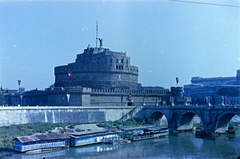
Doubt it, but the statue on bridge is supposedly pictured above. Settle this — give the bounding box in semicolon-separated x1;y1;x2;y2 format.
205;97;211;106
171;97;175;106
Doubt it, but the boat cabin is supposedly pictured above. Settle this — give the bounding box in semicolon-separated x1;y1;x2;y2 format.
14;134;70;152
69;130;119;147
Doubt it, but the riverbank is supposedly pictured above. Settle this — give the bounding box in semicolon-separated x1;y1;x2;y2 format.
1;121;239;158
0;119;139;158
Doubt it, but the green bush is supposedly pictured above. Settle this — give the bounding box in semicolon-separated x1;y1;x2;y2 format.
68;125;74;129
96;123;106;127
123;119;136;126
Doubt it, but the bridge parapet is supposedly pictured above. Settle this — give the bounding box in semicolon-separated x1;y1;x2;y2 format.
143;104;240;110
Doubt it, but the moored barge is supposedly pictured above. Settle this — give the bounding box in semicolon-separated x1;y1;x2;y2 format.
69;130;119;147
123;126;169;141
14;134;70;153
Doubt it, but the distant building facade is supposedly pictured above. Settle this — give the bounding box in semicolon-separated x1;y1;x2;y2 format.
184;70;240;105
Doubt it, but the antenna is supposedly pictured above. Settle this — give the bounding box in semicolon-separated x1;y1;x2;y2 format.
96;21;98;48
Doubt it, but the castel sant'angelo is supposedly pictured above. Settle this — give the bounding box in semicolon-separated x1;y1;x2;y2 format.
11;38;187;107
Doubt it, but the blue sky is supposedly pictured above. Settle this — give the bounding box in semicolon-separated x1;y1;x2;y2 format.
0;0;239;91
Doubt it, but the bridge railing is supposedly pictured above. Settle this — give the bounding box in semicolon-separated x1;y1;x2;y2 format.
142;104;240;110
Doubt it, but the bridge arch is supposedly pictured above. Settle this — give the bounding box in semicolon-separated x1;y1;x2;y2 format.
215;112;239;133
177;111;203;131
147;110;169;126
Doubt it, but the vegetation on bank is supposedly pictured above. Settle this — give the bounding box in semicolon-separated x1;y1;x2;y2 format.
0;119;137;150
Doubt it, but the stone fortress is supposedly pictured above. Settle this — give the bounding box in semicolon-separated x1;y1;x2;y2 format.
54;46;139;90
8;40;187;107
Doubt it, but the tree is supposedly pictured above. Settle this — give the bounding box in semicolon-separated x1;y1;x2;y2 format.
0;92;3;106
218;87;239;97
218;87;239;104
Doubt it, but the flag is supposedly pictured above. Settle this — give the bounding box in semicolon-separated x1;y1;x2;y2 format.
176;77;179;84
18;80;21;86
20;95;22;104
68;72;72;79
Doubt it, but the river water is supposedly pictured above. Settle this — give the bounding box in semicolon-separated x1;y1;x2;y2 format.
8;130;240;159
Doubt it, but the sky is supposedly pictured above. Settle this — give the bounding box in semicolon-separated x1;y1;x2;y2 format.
0;0;240;91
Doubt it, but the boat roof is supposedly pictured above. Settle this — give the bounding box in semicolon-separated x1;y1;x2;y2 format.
15;134;70;143
68;130;120;138
146;126;168;131
120;125;157;131
69;130;109;136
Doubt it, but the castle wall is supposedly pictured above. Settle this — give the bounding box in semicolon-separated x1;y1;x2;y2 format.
0;106;133;127
8;87;169;107
90;89;169;106
47;87;91;106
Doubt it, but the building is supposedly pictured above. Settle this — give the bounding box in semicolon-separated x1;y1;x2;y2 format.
0;87;25;106
4;43;189;106
184;70;240;105
14;134;70;152
54;46;139;90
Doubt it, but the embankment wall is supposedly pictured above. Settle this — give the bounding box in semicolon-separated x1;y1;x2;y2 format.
0;106;134;126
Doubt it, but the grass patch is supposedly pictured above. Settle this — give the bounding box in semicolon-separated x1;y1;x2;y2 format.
0;122;85;150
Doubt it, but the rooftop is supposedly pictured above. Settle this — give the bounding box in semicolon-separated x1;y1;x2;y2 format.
15;134;70;143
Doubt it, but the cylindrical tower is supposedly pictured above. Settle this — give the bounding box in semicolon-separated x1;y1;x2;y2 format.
54;47;139;90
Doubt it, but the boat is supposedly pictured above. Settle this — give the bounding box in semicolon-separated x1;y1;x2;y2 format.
14;134;70;153
124;126;169;141
69;130;119;147
195;127;206;136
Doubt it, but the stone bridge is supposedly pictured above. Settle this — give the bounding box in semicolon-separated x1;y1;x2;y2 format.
134;105;240;135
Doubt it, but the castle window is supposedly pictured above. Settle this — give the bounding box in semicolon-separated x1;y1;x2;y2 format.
116;65;123;70
116;59;119;63
121;59;123;63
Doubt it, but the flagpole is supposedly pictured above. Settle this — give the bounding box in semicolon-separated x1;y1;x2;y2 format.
18;80;21;93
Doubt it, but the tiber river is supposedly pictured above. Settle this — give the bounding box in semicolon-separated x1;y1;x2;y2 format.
7;129;240;159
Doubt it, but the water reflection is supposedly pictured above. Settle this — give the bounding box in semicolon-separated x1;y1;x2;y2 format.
11;149;66;159
9;131;240;159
